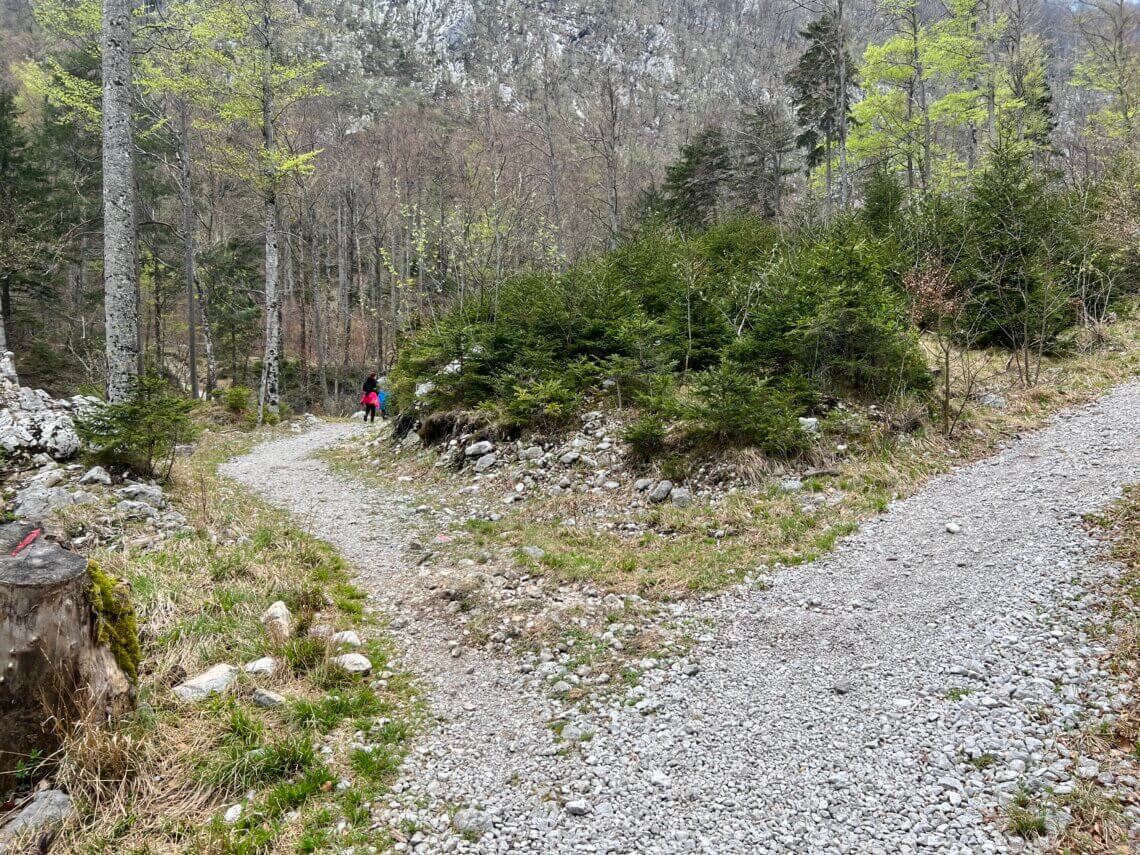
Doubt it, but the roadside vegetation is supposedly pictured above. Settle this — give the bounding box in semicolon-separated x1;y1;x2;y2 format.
1038;485;1140;854
11;424;421;853
338;317;1140;606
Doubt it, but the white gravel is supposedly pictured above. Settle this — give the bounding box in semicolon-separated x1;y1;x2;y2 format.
221;382;1140;853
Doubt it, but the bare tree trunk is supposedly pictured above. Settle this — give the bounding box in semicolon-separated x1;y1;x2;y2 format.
312;228;327;403
180;101;198;398
198;279;217;394
257;14;280;421
101;0;139;403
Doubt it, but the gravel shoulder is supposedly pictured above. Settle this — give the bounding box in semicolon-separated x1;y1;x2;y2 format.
221;383;1140;854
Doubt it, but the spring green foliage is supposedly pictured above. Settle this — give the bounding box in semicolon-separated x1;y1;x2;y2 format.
77;376;201;478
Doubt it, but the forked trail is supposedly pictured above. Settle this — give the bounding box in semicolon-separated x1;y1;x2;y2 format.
222;382;1140;854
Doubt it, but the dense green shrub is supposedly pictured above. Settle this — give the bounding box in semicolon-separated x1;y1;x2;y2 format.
224;386;253;415
683;364;812;456
732;220;931;398
77;376;200;479
957;146;1077;350
393;215;932;439
501;378;579;429
623;414;668;462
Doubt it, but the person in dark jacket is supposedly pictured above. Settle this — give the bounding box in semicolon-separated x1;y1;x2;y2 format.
361;372;380;422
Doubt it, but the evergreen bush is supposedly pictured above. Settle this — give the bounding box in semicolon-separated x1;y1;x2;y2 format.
77;376;200;479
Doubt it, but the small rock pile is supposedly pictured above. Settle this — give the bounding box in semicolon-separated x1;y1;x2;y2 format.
5;461;192;546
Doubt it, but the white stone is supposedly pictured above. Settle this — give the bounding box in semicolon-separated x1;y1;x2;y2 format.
331;630;362;648
243;657;277;675
330;653;372;675
173;664;238;702
261;601;293;645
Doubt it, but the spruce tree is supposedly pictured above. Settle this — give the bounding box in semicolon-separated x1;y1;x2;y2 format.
787;11;858;206
661;127;731;231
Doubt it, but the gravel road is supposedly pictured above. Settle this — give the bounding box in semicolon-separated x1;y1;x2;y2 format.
221;382;1140;854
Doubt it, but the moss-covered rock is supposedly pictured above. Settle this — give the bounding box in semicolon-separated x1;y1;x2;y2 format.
87;561;141;683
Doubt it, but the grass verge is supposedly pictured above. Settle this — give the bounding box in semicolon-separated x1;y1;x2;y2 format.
35;428;422;854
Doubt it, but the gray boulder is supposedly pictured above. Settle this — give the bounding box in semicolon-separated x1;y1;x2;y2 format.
252;688;285;709
79;465;113;486
0;409;80;460
464;440;494;457
647;480;673;504
118;483;165;506
14;485;74;520
670;487;693;508
115;500;158;519
474;453;498;472
453;808;490;835
0;790;74;851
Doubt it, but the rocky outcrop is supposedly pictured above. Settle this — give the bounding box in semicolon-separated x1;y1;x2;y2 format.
0;352;93;461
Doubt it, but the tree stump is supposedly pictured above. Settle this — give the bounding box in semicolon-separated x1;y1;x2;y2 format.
0;523;135;785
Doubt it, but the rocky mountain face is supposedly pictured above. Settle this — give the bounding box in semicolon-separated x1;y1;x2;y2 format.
333;0;804;116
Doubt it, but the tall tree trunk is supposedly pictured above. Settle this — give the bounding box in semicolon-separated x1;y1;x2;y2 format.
259;192;281;420
372;216;384;369
152;252;163;375
312;228;327;403
257;13;280;422
180;100;198;398
198;278;217;394
101;0;139;403
836;0;849;211
297;222;309;397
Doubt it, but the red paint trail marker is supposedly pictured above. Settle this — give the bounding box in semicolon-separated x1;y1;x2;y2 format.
10;528;42;557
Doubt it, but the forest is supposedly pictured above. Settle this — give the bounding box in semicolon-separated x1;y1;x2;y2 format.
0;0;1137;434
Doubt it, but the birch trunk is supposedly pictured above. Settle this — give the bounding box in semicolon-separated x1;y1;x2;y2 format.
257;9;280;421
101;0;139;404
198;278;217;394
259;195;281;420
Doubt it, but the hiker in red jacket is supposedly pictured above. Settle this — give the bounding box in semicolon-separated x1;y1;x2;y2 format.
361;372;380;422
